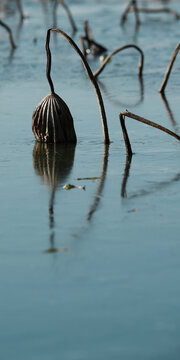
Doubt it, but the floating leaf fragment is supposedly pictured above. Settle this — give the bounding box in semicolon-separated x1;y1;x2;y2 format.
76;177;100;181
63;183;86;190
43;247;68;253
127;208;138;213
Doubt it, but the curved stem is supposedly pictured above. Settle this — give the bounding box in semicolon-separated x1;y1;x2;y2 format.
46;27;110;144
159;42;180;93
16;0;25;20
46;30;55;94
129;7;180;19
93;44;144;78
57;0;77;32
119;109;180;156
0;20;16;49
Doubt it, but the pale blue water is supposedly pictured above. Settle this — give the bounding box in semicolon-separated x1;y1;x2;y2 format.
0;1;180;359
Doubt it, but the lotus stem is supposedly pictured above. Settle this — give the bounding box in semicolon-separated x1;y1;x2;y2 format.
0;20;16;49
121;0;180;24
119;109;180;156
128;7;180;19
56;0;77;32
159;42;180;93
15;0;25;21
46;27;110;144
94;44;144;78
80;19;107;57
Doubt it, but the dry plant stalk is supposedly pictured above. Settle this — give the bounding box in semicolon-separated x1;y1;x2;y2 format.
121;0;140;26
128;7;180;19
121;0;180;24
80;19;107;57
119;109;180;156
53;0;77;32
159;42;180;93
0;19;16;49
15;0;25;20
32;27;110;144
94;44;144;78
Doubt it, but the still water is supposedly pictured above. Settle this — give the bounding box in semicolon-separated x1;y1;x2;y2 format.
0;0;180;359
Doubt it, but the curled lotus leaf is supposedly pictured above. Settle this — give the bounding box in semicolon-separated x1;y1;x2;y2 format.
32;92;77;143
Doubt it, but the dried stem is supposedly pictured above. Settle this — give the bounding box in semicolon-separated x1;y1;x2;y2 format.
128;6;180;19
0;20;16;49
121;0;134;24
15;0;25;21
80;19;107;57
94;44;144;78
121;0;180;24
119;109;180;156
56;0;77;32
159;42;180;93
46;28;110;144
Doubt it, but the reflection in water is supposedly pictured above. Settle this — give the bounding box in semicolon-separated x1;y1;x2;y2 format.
160;92;179;132
87;144;109;221
98;75;144;108
33;142;76;252
121;154;180;199
121;154;132;198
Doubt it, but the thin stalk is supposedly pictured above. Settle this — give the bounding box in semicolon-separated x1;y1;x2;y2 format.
132;0;140;27
0;20;16;49
15;0;25;20
94;44;144;78
159;42;180;93
121;0;133;24
128;6;180;19
46;27;110;144
119;109;180;156
57;0;77;32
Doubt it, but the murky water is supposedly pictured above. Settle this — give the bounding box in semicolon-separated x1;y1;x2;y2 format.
0;1;180;359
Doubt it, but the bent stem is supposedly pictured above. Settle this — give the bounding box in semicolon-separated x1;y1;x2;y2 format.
0;20;16;49
55;0;77;33
46;27;110;144
159;42;180;93
80;20;107;57
119;109;180;157
94;44;144;78
16;0;25;21
128;7;180;20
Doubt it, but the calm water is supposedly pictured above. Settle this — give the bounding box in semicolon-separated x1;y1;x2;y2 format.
0;1;180;359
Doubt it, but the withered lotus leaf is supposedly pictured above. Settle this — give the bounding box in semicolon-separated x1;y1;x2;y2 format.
32;92;77;143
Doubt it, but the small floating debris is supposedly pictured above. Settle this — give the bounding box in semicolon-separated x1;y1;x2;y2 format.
127;208;138;213
76;177;100;181
63;183;86;190
43;247;68;253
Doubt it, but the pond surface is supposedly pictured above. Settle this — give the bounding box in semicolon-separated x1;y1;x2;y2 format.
0;0;180;359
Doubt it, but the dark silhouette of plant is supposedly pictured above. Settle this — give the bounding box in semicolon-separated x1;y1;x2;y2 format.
80;19;107;57
159;42;180;93
119;109;180;157
32;27;110;144
0;19;16;49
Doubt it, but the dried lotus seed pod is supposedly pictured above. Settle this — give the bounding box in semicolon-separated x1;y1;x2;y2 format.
32;93;77;143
